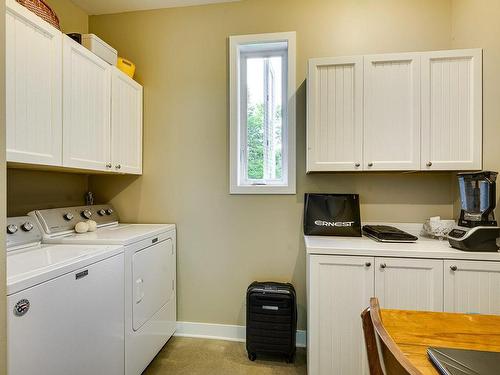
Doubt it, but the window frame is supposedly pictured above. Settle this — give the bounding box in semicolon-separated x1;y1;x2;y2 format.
229;32;296;195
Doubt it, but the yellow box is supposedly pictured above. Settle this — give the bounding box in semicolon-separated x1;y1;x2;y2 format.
117;57;136;78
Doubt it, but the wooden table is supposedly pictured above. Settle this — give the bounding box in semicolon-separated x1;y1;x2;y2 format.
381;309;500;375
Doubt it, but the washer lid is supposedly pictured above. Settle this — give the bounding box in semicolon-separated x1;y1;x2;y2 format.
44;223;176;245
7;243;123;295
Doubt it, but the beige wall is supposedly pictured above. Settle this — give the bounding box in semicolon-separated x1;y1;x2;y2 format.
45;0;88;33
7;170;89;216
1;0;7;372
451;0;500;211
89;0;455;329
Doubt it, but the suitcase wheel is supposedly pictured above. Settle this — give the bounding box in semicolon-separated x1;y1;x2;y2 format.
248;352;257;361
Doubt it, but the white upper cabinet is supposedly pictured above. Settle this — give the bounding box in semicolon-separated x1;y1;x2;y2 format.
363;53;421;171
444;260;500;315
6;0;62;166
375;257;443;312
421;49;482;171
307;49;482;173
63;36;112;171
307;57;363;172
111;67;143;175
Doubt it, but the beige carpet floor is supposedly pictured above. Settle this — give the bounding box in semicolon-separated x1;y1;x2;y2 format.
143;337;307;375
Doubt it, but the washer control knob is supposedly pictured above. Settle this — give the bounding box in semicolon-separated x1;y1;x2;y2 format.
81;210;92;220
21;222;34;232
7;224;18;234
97;209;106;216
106;208;114;216
63;213;74;221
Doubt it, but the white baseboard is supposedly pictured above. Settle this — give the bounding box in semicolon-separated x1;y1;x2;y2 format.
175;321;307;348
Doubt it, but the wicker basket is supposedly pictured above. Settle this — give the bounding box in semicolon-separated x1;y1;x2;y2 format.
16;0;61;30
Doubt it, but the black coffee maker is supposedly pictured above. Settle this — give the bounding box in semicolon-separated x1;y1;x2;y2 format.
448;171;500;252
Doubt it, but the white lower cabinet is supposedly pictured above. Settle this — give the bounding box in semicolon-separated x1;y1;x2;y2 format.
308;254;500;375
308;255;374;375
444;260;500;314
375;257;443;311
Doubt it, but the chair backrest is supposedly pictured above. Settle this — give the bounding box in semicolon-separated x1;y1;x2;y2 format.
361;298;422;375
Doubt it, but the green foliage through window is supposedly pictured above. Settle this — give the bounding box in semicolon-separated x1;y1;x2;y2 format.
247;103;282;180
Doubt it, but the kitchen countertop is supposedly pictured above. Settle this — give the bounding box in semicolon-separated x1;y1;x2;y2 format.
305;223;500;261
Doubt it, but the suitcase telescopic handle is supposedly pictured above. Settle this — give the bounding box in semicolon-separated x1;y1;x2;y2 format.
262;305;279;311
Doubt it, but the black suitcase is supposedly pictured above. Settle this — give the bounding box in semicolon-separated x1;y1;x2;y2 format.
246;281;297;363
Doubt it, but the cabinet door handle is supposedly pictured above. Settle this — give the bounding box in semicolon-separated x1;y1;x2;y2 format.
426;161;433;167
115;164;121;170
450;265;458;271
106;163;112;169
355;163;361;168
380;263;387;269
365;262;371;267
368;162;374;167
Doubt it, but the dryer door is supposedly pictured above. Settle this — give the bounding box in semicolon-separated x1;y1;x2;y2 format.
133;238;173;330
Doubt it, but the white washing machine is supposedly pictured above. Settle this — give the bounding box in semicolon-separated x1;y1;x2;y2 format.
30;205;177;375
6;216;124;375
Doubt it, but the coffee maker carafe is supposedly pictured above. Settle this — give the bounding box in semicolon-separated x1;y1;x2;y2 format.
448;171;500;252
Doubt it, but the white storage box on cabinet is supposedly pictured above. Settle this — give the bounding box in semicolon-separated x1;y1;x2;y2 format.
111;67;143;174
307;57;363;172
363;52;421;171
82;33;118;66
421;49;482;171
6;0;62;166
63;36;112;172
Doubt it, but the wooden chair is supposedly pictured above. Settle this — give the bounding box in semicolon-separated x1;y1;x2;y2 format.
361;298;422;375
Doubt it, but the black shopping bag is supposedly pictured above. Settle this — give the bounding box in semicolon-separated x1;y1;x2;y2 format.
303;193;361;236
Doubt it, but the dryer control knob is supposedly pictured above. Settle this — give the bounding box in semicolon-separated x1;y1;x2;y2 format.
97;209;106;216
81;210;92;220
21;222;34;232
63;213;74;221
7;224;18;234
106;208;114;215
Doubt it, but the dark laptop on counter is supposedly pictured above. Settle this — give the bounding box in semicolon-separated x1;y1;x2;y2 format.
428;347;500;375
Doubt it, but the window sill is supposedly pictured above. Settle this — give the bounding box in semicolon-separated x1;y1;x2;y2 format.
230;184;296;195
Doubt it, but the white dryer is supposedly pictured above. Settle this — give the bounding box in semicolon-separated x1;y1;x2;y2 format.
30;205;177;375
6;216;124;375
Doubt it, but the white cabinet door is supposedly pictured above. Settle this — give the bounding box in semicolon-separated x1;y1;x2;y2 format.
375;257;443;311
6;0;62;166
308;255;374;375
111;67;143;174
307;57;363;172
421;49;482;171
364;53;421;171
8;254;124;375
444;260;500;314
63;36;111;171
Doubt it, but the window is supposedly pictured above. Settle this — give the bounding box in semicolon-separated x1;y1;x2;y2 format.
229;32;296;194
